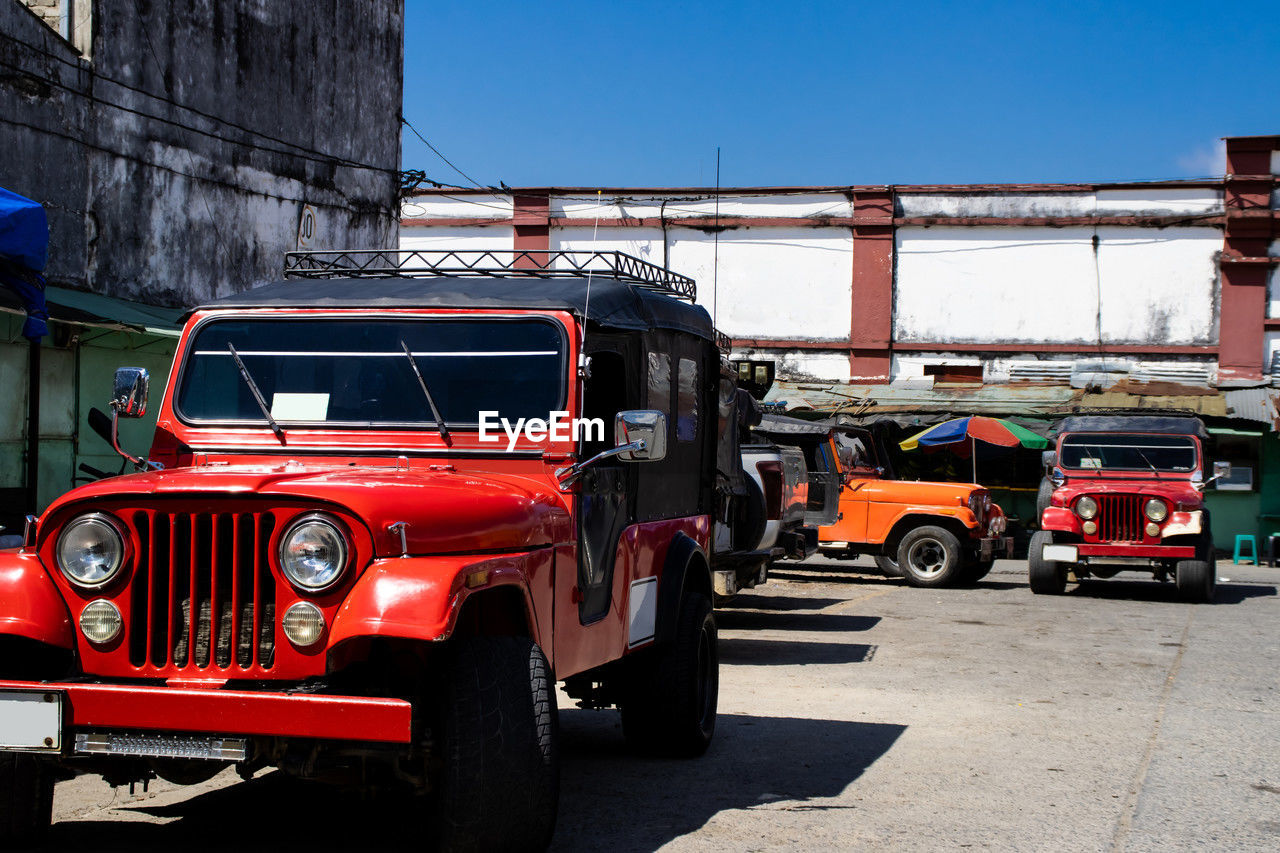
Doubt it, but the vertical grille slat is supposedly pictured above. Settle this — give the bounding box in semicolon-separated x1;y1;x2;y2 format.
124;508;276;674
1097;494;1144;542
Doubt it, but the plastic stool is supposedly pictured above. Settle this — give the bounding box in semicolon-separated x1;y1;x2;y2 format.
1233;534;1257;565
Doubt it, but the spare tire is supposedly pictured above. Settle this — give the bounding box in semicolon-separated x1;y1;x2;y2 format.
1034;477;1055;527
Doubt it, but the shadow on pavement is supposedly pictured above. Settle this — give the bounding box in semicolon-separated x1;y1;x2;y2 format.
719;637;878;665
721;594;847;612
553;710;906;851
50;713;906;853
1070;579;1277;605
768;567;902;586
716;609;881;633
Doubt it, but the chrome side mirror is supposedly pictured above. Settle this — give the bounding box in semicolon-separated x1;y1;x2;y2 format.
1213;460;1231;480
554;409;669;488
614;410;667;462
108;367;161;472
1041;449;1057;469
112;367;150;418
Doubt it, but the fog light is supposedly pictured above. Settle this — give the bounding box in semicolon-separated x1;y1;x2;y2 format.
80;599;122;645
1146;522;1160;537
1082;521;1097;535
282;601;325;648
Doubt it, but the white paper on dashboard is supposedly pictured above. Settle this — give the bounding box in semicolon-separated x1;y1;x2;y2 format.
270;393;329;421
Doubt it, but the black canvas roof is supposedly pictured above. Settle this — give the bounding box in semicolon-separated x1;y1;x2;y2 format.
191;276;716;341
1053;415;1208;439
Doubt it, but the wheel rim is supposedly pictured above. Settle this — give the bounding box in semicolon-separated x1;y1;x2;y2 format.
906;537;949;578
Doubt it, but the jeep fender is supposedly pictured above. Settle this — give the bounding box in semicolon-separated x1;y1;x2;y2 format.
329;551;544;648
881;509;980;550
0;550;74;649
1040;506;1082;535
654;533;710;647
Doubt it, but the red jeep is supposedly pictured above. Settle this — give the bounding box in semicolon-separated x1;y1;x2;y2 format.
0;250;749;848
1029;415;1226;603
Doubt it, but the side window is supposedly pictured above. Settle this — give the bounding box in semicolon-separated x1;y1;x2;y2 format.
581;351;627;458
677;357;698;441
646;352;671;411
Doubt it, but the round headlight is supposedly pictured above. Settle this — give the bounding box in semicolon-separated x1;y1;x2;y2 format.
1076;496;1098;520
80;599;123;645
279;516;348;591
57;514;126;588
1145;499;1168;523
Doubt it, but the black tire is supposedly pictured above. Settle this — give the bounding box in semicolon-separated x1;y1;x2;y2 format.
0;754;54;846
1035;477;1055;525
433;636;559;853
874;554;902;576
1176;535;1216;604
1027;529;1066;594
621;592;718;757
896;526;963;587
964;558;996;583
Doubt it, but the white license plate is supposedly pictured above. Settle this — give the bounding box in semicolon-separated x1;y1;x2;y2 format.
0;690;62;752
1043;544;1078;563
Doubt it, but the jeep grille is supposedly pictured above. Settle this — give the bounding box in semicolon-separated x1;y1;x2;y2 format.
127;511;277;671
1094;495;1144;543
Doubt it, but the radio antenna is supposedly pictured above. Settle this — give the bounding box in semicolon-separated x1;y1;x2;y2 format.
712;147;721;327
580;189;603;371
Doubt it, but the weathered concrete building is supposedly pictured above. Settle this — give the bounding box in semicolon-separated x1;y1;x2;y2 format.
400;135;1280;546
1;0;403;521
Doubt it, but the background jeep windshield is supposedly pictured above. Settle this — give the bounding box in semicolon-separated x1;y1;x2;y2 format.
1060;434;1197;472
177;318;565;427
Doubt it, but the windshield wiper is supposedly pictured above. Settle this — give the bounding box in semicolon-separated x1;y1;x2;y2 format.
1135;448;1162;480
400;340;452;446
227;343;285;445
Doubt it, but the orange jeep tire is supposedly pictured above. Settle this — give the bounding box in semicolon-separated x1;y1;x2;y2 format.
896;526;963;588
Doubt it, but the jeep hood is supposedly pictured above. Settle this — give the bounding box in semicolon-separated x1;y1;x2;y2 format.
1054;480;1203;509
852;477;984;506
40;464;571;557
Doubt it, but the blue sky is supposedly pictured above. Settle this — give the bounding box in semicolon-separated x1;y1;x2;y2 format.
401;1;1278;188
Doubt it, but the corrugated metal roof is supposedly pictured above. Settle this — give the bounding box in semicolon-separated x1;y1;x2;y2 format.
767;380;1280;433
1224;388;1280;429
766;380;1076;417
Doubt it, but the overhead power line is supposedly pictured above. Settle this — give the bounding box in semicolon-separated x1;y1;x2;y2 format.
1;28;396;176
401;116;493;191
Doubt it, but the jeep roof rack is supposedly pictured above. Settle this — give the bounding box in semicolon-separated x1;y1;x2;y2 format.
284;249;697;302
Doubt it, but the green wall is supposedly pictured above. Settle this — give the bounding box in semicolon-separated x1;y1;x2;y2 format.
0;313;176;516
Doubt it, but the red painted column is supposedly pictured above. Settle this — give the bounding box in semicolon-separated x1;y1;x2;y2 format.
1218;137;1279;382
512;192;550;268
849;189;894;383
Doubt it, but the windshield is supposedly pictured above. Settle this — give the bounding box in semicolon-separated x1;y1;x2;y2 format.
1059;433;1198;473
176;317;566;427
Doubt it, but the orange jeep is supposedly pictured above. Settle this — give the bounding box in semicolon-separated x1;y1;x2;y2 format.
762;420;1012;586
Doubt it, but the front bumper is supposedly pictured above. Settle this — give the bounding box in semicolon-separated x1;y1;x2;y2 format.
979;536;1014;561
0;680;413;753
1041;543;1196;563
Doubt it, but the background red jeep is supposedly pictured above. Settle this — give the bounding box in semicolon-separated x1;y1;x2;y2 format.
1028;415;1227;603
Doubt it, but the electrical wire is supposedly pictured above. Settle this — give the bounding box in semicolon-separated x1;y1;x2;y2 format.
1;28;397;176
401;116;491;190
1;114;359;210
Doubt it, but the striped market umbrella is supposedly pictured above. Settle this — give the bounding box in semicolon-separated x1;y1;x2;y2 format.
899;416;1048;483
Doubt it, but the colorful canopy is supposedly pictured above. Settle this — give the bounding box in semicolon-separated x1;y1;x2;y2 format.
900;416;1048;452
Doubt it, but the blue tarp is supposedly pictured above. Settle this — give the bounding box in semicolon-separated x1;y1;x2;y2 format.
0;187;49;341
